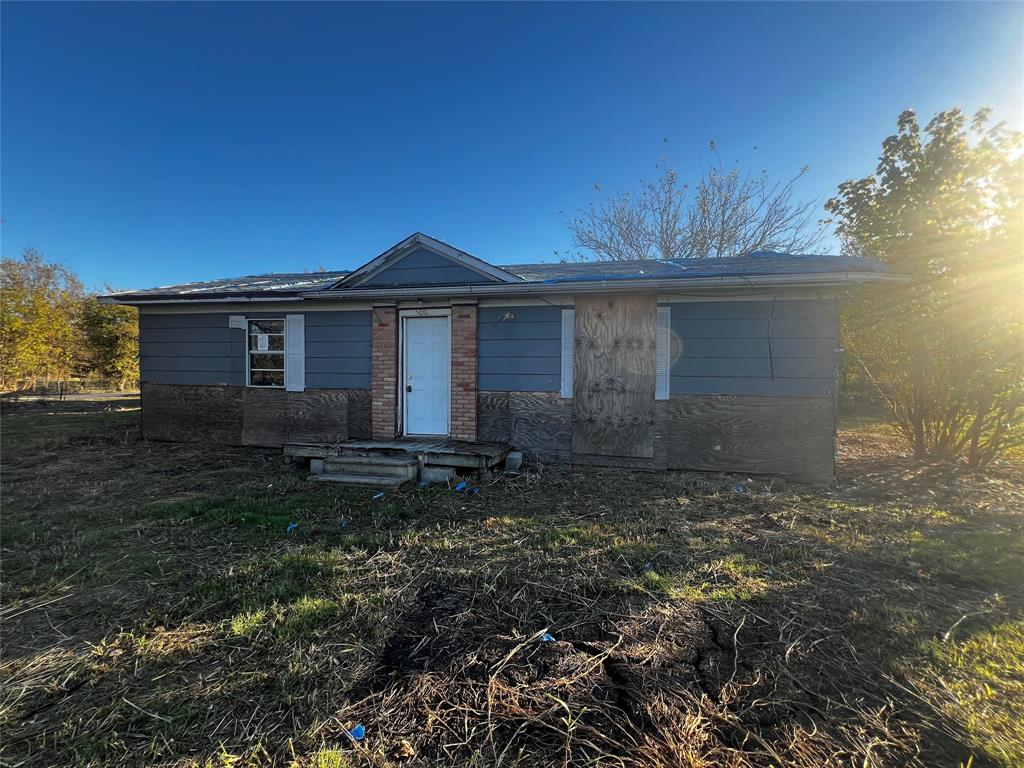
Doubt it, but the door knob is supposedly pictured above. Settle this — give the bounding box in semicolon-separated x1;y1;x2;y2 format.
406;384;413;392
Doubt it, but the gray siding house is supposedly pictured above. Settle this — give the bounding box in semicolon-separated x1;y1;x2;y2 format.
104;232;903;482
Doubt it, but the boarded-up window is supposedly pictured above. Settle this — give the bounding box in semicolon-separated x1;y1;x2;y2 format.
248;319;285;387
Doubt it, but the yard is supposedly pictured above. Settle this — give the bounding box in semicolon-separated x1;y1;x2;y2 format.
1;398;1021;768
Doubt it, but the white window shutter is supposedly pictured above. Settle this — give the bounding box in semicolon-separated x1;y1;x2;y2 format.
285;314;305;392
560;308;575;399
228;315;246;330
655;305;670;401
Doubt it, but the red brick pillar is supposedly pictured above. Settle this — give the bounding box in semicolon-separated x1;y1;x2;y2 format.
450;302;478;440
371;304;398;439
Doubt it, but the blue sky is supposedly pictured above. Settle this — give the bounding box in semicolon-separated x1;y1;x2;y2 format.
2;2;1021;291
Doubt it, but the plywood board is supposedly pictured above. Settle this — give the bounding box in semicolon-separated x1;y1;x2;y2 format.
141;382;243;444
343;389;372;439
477;391;511;442
666;395;835;482
242;388;348;447
510;391;572;463
572;295;656;458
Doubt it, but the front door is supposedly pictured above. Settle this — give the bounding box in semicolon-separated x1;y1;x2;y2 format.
402;315;450;435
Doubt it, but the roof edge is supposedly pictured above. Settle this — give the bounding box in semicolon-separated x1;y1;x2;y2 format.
328;232;524;289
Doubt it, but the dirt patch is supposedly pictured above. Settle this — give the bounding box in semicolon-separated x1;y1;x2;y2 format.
336;581;730;762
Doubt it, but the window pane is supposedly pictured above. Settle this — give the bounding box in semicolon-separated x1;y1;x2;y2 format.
250;369;284;387
249;353;284;370
249;319;284;335
249;334;285;351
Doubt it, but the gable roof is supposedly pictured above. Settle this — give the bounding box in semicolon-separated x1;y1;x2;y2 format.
330;232;523;288
100;236;905;304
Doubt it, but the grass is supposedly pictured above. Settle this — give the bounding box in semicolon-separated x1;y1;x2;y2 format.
1;398;1022;767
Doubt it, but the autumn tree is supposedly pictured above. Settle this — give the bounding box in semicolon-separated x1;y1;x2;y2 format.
80;295;139;390
566;143;825;260
827;108;1024;467
1;249;84;390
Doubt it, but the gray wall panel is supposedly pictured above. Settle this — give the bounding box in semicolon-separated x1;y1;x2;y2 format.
670;376;833;397
140;370;237;386
305;324;372;343
479;306;563;324
305;340;372;358
479;373;562;391
670;299;838;320
140;313;232;329
141;327;235;343
667;298;839;398
305;373;371;389
477;357;561;375
363;248;497;286
305;357;372;375
141;357;239;372
138;310;371;390
478;305;563;392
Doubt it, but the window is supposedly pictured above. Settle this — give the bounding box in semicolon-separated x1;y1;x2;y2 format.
248;319;285;387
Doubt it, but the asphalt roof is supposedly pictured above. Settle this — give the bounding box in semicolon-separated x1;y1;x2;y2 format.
104;251;891;301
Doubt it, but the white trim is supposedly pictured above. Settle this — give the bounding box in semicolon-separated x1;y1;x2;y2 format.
245;317;286;389
284;314;305;392
560;308;575;399
333;233;523;288
108;274;901;307
655;305;670;401
398;308;452;437
399;306;452;318
300;271;909;301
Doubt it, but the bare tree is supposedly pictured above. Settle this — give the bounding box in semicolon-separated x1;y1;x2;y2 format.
566;143;826;260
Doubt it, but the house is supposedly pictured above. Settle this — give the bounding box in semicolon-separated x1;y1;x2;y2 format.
101;232;904;482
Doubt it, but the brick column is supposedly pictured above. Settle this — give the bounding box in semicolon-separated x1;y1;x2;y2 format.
371;305;398;439
450;302;478;440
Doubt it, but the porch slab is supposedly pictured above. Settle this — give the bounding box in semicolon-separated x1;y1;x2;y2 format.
284;437;513;472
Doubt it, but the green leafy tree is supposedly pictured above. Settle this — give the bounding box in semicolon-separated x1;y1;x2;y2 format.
79;295;139;390
826;108;1024;467
1;249;84;390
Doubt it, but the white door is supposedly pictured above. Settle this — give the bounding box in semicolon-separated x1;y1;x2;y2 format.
402;315;450;435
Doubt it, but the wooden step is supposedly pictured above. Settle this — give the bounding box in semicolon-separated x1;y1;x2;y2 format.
323;454;418;480
310;473;410;488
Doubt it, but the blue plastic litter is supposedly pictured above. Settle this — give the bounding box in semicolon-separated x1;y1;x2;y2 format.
470;487;480;495
419;480;429;488
339;518;348;529
540;632;555;642
286;522;298;534
347;723;365;741
732;483;748;494
454;481;468;492
371;491;385;501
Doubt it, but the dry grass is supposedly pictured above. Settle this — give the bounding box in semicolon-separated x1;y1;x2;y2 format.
1;400;1021;767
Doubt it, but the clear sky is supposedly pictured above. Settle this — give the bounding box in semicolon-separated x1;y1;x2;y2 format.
2;1;1021;291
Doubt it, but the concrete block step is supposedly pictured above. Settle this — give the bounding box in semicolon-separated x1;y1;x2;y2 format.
323;454;419;479
310;473;409;489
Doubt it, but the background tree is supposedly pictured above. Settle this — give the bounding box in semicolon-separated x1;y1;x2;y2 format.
80;295;139;390
566;143;825;260
1;249;140;392
827;107;1024;467
1;249;84;390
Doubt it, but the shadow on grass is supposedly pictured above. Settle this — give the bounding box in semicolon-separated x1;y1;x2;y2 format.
2;408;1020;767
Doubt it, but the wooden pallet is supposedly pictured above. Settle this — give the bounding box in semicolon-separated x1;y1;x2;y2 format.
284;437;512;473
